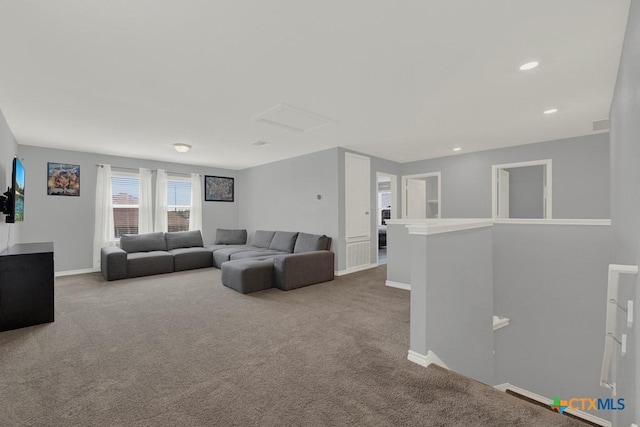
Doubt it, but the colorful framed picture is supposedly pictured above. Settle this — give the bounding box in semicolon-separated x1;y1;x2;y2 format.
47;163;80;196
204;175;234;202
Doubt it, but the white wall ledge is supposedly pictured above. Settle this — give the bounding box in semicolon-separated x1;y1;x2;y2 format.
386;218;481;225
493;218;611;226
406;219;494;236
387;218;612;234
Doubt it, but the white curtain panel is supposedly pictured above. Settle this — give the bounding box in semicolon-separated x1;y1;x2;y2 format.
92;164;115;269
154;169;168;232
189;173;203;231
138;168;153;234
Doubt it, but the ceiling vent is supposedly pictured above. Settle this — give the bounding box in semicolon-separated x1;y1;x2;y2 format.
254;103;334;133
593;119;610;131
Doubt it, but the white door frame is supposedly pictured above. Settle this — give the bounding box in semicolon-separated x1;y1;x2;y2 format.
376;172;398;222
401;172;441;219
376;172;397;265
497;169;510;219
491;159;552;219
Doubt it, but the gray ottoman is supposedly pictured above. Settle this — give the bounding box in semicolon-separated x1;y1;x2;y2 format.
221;259;274;294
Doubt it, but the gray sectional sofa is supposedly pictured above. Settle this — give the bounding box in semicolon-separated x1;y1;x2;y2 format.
101;230;223;281
100;228;335;293
217;230;334;293
214;230;305;268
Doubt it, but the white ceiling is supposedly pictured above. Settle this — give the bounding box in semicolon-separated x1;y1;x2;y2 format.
0;1;630;170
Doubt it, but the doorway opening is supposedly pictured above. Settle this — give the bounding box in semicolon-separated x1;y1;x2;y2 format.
376;172;397;265
402;172;441;219
492;159;552;219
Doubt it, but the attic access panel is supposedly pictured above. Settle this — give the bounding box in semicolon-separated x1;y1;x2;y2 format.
254;104;334;133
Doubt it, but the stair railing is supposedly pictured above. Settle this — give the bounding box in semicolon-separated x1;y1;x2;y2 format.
600;264;638;395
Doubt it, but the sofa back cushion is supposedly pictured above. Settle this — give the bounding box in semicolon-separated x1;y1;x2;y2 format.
252;230;276;248
293;233;331;253
120;232;167;253
269;231;299;252
215;229;247;245
165;230;204;250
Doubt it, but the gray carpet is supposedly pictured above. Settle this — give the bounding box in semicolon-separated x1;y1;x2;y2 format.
0;265;585;426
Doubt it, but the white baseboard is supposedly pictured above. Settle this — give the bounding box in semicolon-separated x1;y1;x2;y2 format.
407;350;449;369
494;383;610;427
385;280;411;291
335;263;378;276
55;268;99;277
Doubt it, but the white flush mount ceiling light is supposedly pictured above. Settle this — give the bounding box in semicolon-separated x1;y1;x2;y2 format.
173;143;192;153
453;147;462;152
543;108;558;115
519;61;539;71
254;103;335;133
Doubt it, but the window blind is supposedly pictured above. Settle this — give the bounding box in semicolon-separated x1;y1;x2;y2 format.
112;175;140;237
167;179;191;232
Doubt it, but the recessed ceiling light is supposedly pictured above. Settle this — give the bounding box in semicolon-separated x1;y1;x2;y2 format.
519;61;539;71
252;140;270;147
453;147;462;152
173;143;191;153
543;108;558;115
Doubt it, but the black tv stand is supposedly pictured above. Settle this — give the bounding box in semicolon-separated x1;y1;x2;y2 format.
0;242;54;332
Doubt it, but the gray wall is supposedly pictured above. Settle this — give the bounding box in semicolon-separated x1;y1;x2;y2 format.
410;227;494;384
17;145;239;272
0;109;20;253
238;148;340;263
492;224;612;416
335;134;607;271
385;223;413;286
609;1;640;424
400;133;610;219
506;165;544;219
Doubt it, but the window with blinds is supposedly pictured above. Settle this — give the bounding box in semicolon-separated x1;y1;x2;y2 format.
167;179;191;232
112;174;140;237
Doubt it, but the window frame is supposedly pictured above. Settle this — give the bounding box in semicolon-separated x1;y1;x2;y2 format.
166;175;192;233
111;170;141;239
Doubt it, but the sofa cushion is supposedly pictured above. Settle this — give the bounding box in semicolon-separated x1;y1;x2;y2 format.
120;232;167;253
127;251;174;278
293;233;330;253
230;250;288;261
165;230;204;250
170;247;213;271
213;246;254;268
207;244;245;252
273;251;335;291
269;231;298;252
215;229;247;245
252;230;276;248
222;259;274;294
101;247;127;281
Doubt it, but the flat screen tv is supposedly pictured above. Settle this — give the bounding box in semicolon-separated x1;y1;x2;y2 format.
2;157;24;223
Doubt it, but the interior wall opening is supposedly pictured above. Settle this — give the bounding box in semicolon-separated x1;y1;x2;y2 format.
376;173;397;265
492;160;552;219
402;172;441;219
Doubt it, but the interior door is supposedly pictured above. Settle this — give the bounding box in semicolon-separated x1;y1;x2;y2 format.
345;153;371;238
406;178;427;219
498;169;510;218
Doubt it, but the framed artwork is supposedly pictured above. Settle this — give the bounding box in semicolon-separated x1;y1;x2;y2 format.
205;175;234;202
47;163;80;196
